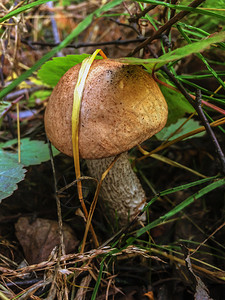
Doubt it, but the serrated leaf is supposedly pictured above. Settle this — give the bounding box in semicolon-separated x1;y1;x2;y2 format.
0;151;26;202
1;138;59;166
156;118;205;141
38;54;102;87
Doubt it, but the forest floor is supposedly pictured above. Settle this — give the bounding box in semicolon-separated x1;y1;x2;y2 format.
1;1;225;299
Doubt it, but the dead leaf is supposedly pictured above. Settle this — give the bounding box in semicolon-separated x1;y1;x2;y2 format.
185;255;214;300
15;217;79;264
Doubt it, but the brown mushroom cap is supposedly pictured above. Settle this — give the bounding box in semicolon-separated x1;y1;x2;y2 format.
44;59;168;159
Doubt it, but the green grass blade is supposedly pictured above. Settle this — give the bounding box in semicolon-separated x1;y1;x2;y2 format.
156;176;218;197
136;178;225;239
143;176;217;211
91;258;106;300
0;0;57;23
119;31;225;69
178;22;210;37
135;0;225;21
177;25;225;91
0;0;123;100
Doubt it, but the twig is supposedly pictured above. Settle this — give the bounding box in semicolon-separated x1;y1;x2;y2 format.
5;278;41;288
13;36;147;49
47;138;65;258
128;0;205;56
109;18;140;35
129;4;158;23
194;90;225;174
3;85;48;101
191;221;225;256
151;56;225;174
1;95;23;118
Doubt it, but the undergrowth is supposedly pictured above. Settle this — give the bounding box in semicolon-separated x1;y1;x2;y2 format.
0;0;225;299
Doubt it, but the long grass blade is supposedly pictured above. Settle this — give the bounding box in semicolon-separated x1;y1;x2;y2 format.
91;258;106;300
136;178;225;238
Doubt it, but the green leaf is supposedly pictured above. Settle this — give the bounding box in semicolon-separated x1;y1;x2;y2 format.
156;118;205;141
0;151;26;202
118;31;225;70
0;139;59;201
38;54;102;87
1;138;59;166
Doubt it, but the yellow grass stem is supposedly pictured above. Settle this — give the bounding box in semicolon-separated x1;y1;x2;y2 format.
72;49;107;252
137;117;225;162
0;291;10;300
81;155;120;253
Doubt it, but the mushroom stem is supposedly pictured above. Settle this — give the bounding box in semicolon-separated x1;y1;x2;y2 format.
86;152;146;226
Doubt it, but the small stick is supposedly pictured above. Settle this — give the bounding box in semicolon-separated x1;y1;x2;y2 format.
162;71;225;175
149;47;225;174
47;138;65;258
3;85;48;101
109;18;140;35
16;102;21;163
14;36;147;49
194;90;225;174
128;4;158;23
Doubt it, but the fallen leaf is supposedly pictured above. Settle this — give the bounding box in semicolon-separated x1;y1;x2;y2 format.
15;217;79;264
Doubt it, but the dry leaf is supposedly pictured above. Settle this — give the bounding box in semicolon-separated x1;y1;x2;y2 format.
15;217;79;264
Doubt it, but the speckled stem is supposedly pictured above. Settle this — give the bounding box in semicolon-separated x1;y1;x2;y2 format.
86;152;146;226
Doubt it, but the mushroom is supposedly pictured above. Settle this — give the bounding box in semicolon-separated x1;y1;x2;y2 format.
44;59;168;226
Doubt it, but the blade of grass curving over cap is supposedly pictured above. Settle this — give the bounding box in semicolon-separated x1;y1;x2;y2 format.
72;49;107;251
0;0;57;23
0;0;123;100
